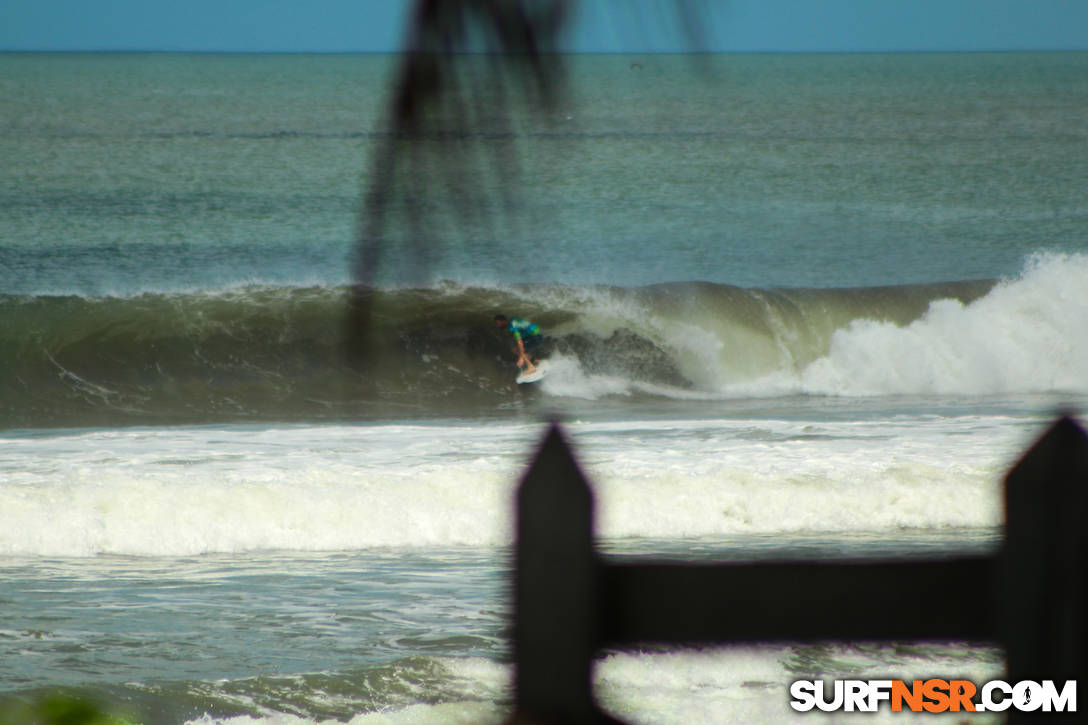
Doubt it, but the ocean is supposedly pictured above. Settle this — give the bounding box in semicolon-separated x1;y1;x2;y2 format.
1;51;1086;724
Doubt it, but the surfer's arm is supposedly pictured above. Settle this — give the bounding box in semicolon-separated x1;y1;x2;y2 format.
512;335;537;372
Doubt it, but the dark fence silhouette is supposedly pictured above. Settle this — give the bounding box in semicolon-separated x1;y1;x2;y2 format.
508;415;1088;724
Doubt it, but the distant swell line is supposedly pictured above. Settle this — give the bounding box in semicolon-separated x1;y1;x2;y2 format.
6;129;1085;142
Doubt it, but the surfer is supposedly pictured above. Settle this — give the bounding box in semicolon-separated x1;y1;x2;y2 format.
495;314;543;374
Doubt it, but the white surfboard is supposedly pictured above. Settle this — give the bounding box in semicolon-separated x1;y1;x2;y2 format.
516;360;549;384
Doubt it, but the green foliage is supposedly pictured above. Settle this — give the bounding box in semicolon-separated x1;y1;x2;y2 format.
0;693;137;725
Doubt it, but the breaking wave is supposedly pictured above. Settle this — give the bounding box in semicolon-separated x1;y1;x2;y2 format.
2;253;1085;428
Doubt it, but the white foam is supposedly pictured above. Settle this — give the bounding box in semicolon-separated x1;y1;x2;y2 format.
183;646;1004;725
183;658;510;725
598;647;797;725
598;646;1003;725
577;416;1013;538
532;252;1088;401
793;252;1088;397
0;424;529;557
0;414;1033;557
537;353;638;399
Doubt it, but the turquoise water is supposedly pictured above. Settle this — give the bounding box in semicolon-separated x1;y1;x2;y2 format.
3;53;1086;293
1;51;1086;724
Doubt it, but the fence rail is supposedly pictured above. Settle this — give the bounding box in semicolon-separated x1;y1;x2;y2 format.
508;415;1088;724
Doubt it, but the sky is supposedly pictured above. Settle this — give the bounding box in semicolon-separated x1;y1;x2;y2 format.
1;0;1087;53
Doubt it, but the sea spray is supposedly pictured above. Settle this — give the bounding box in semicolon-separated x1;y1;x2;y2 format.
798;252;1088;396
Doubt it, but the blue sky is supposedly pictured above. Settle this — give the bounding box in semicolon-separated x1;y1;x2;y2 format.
2;0;1087;53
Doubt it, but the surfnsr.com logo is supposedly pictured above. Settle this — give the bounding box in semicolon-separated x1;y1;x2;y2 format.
789;679;1077;713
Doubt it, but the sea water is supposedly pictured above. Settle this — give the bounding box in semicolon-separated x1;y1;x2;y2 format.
1;51;1086;724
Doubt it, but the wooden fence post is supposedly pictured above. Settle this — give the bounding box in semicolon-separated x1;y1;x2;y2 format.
1002;415;1088;719
512;423;615;723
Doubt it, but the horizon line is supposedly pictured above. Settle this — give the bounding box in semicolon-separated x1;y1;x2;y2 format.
3;47;1087;56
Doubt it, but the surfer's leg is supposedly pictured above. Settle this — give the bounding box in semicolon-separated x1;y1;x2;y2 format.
524;335;543;364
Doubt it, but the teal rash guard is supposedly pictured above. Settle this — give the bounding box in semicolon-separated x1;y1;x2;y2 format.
507;318;541;341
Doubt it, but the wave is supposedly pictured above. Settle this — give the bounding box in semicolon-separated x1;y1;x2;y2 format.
2;253;1085;428
0;432;1003;557
8;649;1002;725
17;648;1000;725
